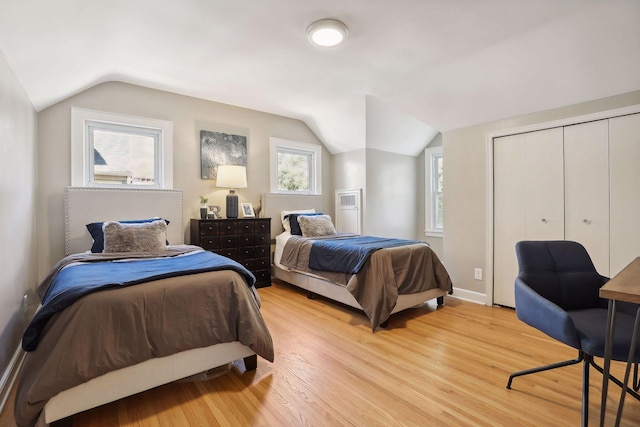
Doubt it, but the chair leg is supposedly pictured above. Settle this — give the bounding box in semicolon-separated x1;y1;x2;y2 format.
508;352;640;427
582;354;591;427
589;359;640;401
507;353;583;389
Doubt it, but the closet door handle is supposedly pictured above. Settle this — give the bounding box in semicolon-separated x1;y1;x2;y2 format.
541;218;548;223
583;219;591;224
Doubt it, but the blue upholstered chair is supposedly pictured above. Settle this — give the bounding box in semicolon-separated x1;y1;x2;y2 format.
507;240;640;426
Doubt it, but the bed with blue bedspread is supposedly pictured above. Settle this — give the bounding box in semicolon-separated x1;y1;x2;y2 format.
278;232;453;331
14;188;274;427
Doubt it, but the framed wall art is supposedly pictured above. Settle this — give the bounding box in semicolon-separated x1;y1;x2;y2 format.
200;130;247;179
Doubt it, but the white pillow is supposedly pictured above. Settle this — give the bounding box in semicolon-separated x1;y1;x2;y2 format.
281;209;315;232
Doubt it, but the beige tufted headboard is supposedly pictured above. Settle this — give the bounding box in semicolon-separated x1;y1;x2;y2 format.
64;187;184;255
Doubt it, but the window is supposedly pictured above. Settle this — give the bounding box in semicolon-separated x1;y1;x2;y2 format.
270;137;322;194
425;146;443;235
71;108;173;188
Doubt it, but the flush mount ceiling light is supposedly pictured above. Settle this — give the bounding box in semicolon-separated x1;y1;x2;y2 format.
307;19;349;47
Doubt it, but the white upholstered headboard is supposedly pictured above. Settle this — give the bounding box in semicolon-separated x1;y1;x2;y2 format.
65;187;184;255
261;193;324;239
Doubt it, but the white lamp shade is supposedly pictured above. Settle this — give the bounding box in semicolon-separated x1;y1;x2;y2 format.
216;165;247;188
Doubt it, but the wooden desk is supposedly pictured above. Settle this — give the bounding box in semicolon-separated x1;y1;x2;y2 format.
600;257;640;426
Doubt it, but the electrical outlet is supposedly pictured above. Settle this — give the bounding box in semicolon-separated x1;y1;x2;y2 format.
474;268;483;281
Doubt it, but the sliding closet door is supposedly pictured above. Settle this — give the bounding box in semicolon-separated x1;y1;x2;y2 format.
610;113;640;275
563;120;610;276
493;127;564;307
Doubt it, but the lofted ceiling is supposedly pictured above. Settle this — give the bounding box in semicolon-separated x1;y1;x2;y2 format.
0;0;638;155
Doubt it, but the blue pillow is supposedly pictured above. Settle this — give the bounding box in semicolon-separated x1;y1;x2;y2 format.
86;218;170;253
286;213;324;236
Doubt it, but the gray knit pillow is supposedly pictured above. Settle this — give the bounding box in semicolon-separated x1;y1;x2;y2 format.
103;220;167;252
298;215;337;237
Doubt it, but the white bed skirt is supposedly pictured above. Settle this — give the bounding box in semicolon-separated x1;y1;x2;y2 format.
273;265;446;316
44;342;255;424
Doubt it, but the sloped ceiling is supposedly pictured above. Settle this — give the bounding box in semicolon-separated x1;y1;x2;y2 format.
0;0;638;155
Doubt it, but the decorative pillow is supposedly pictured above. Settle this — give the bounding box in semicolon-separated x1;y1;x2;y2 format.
287;212;324;236
280;209;315;232
103;220;168;253
86;218;170;253
298;215;337;238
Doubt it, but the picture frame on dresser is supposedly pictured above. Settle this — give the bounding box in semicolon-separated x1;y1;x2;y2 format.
241;202;255;218
190;218;272;288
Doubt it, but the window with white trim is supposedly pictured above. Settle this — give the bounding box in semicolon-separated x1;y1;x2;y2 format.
425;146;443;235
71;108;173;188
270;137;322;194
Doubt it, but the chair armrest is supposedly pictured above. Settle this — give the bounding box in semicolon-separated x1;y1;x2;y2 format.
514;278;580;349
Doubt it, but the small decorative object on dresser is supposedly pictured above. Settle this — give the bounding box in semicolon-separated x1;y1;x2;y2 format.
190;218;271;288
241;202;255;218
199;195;208;219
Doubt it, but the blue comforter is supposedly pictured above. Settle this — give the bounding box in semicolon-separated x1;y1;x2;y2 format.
309;235;424;274
23;250;255;351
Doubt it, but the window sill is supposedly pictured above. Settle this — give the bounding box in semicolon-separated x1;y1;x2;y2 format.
424;230;443;238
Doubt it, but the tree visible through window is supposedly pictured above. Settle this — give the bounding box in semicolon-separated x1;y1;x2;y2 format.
270;137;322;194
277;149;311;191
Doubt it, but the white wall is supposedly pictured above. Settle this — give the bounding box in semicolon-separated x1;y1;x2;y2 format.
443;90;640;301
36;81;332;278
365;149;417;239
0;51;37;386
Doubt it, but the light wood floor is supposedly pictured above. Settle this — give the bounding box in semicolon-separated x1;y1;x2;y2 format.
3;280;640;426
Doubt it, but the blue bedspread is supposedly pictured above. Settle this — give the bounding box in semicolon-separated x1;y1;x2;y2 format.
23;250;255;351
309;235;424;274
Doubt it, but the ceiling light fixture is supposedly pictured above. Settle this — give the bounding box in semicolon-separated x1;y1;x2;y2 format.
307;19;349;47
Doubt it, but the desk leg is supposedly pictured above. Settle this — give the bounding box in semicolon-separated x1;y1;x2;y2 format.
614;307;640;427
600;300;616;427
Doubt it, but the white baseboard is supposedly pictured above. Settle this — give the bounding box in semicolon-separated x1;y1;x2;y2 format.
0;344;25;417
449;287;488;305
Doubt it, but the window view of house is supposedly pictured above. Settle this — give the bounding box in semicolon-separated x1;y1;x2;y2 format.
90;125;157;185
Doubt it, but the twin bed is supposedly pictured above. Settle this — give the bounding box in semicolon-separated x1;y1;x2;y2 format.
262;193;452;330
15;189;451;427
14;188;274;427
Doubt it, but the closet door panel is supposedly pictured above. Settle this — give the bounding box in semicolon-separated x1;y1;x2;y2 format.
493;127;564;307
564;120;610;275
610;113;640;275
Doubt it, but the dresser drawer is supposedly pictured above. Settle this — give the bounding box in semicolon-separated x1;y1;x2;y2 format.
236;221;255;234
252;257;270;271
218;221;237;235
218;235;240;248
199;236;219;250
253;269;272;287
236;246;255;260
212;247;239;259
255;232;269;246
254;245;269;259
254;220;270;234
198;221;219;236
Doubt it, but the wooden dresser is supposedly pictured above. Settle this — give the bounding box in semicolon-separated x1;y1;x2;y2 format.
190;218;271;288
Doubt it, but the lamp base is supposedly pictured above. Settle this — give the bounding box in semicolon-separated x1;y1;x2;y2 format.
226;190;238;218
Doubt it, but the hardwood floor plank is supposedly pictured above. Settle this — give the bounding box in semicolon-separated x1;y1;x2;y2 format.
2;280;640;426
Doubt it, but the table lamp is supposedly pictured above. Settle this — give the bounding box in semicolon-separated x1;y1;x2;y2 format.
216;165;247;218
